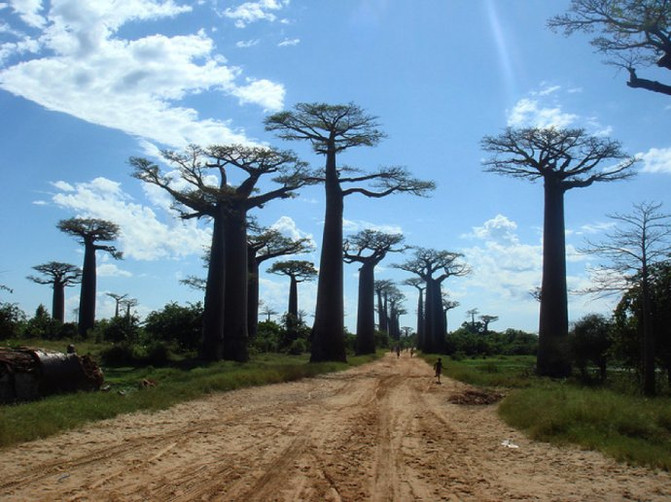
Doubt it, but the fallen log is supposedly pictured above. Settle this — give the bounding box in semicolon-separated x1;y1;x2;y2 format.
0;347;104;403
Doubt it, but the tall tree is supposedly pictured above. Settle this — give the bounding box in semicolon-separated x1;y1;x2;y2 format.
583;201;671;395
442;294;459;335
375;279;395;335
403;277;425;348
106;292;128;318
267;260;317;339
479;314;499;335
549;0;671;96
343;229;405;354
266;102;434;362
386;286;406;342
57;218;122;336
482;127;637;377
27;262;82;323
396;248;470;353
131;145;312;362
248;226;313;338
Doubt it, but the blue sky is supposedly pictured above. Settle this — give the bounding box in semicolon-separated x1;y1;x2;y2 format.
1;0;669;334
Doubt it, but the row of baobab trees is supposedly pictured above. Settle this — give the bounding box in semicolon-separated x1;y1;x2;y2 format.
27;101;641;388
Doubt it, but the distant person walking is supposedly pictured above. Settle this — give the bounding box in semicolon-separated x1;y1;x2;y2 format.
434;357;443;384
396;345;401;358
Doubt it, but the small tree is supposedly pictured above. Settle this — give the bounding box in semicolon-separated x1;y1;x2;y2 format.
549;0;671;96
106;292;128;318
582;201;671;395
248;226;313;338
267;260;317;341
343;229;405;355
570;313;613;382
266;102;434;362
396;248;470;353
27;262;81;322
57;218;122;337
482;127;637;378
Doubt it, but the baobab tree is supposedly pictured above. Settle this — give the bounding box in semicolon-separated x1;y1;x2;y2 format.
267;260;317;339
466;308;480;332
482;127;637;377
549;0;671;96
266;102;434;362
131;144;313;362
248;226;313;338
106;292;128;318
375;279;396;335
343;229;405;354
582;201;671;395
396;248;470;353
27;262;82;322
403;277;425;349
479;314;499;335
443;295;459;335
386;286;406;343
57;218;122;337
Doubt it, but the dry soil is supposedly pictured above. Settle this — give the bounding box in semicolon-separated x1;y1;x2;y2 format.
1;352;670;501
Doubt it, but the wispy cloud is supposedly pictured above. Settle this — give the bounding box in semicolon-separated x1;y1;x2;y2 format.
278;37;300;47
507;84;610;135
223;0;289;29
0;1;286;149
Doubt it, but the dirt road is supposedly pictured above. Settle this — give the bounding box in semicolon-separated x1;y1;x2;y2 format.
1;353;670;501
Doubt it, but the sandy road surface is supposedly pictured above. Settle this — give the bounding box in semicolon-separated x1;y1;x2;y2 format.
1;353;671;501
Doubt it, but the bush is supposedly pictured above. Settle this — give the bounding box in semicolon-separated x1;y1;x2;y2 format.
0;302;26;339
143;302;203;351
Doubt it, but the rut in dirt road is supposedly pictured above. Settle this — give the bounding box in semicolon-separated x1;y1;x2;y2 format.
1;352;671;501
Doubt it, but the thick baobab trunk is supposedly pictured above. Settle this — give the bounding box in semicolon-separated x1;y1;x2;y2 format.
288;275;298;318
78;242;97;337
416;287;424;348
356;262;376;355
201;212;226;361
311;146;346;362
537;180;571;378
53;281;65;323
424;278;445;354
377;289;388;333
247;254;260;339
223;212;249;362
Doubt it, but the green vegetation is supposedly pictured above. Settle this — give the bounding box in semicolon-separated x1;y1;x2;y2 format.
0;349;379;449
427;353;671;471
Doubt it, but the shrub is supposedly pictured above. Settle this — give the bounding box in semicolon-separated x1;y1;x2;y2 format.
143;302;203;351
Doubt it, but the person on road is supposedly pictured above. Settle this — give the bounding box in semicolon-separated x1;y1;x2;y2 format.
434;357;443;384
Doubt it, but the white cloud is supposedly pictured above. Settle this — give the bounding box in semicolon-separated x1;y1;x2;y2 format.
223;0;288;28
639;147;671;173
507;97;578;129
0;1;285;148
51;176;211;261
8;0;45;28
278;37;300;47
232;78;285;111
271;215;315;246
97;262;133;278
236;39;260;48
463;214;519;245
461;215;542;302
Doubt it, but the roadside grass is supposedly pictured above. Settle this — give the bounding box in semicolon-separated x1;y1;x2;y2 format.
422;353;671;471
0;350;380;449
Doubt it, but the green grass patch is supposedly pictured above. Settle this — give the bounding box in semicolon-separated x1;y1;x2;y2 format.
422;353;671;471
0;351;380;449
499;384;671;470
